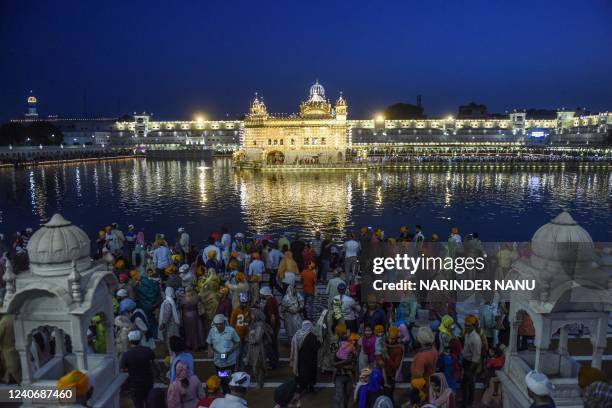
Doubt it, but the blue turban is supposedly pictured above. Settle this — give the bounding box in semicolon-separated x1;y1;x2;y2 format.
119;298;137;314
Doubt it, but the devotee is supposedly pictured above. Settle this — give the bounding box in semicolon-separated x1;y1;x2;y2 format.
246;309;272;388
525;370;556;408
198;375;225;408
230;293;252;370
447;227;463;257
125;224;137;262
203;236;221;263
281;284;304;339
383;326;404;394
319;233;333;282
438;315;455;352
333;282;360;333
169;336;195;383
210;372;251;408
364;294;387;332
134;272;162;340
343;232;360;279
358;324;376;372
227;272;249;309
0;313;21;384
578;366;610;408
326;268;346;307
356;367;385;408
268;242;284;294
153;242;173;275
114;303;135;357
300;260;317;320
278;248;298;294
167;360;205;408
278;233;291;253
220;227;232;269
461;315;482;408
291;234;306;271
180;286;205;351
273;379;300;408
428;372;456;408
120;330;157;408
215;287;233;320
177;227;190;257
410;326;439;382
247;252;265;282
207;314;240;393
332;322;355;408
316;308;341;373
290;320;319;393
260;286;280;368
159;287;181;354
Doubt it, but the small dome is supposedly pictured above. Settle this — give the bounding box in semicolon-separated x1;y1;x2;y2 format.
27;96;37;104
27;213;91;277
336;92;346;106
531;211;594;263
308;80;326;103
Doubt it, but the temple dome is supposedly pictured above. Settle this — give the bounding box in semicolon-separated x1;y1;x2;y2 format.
27;213;92;277
531;212;594;263
308;80;326;103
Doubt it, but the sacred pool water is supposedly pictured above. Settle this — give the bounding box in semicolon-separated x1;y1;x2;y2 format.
0;158;610;243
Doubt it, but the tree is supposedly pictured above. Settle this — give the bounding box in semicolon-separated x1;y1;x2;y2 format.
383;103;425;119
28;121;63;145
0;122;27;146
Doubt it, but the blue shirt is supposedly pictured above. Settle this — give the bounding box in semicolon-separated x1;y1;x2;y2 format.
153;246;172;269
268;248;283;269
206;325;240;368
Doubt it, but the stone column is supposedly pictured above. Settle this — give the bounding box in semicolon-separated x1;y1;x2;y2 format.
509;319;519;356
590;315;608;370
557;325;568;356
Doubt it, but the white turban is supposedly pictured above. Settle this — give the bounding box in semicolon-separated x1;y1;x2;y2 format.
416;326;435;346
525;370;554;396
259;286;272;297
116;289;128;298
178;264;190;274
127;330;142;342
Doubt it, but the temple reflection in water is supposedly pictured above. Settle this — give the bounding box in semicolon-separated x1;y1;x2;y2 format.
0;159;610;242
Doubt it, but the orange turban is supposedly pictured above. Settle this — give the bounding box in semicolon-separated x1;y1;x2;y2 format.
335;323;347;336
236;272;246;283
206;375;221;393
164;265;176;275
228;260;238;270
578;366;608;389
207;250;217;260
388;326;400;339
129;269;138;280
411;378;427;401
348;333;361;342
57;370;89;397
98;230;105;239
251;252;260;260
230;251;238;258
114;259;125;270
464;315;479;326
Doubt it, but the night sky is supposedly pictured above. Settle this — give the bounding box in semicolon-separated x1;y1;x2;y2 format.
1;0;611;122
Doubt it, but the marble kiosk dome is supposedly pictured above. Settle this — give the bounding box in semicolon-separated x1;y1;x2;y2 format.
530;211;594;265
27;213;91;276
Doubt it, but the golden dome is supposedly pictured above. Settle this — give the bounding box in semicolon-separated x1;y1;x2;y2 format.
27;95;37;104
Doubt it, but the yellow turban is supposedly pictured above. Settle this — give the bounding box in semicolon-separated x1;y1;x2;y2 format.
164;265;176;275
171;254;181;263
97;230;105;239
236;272;246;283
374;324;385;335
129;269;138;281
578;366;608;389
388;326;400;339
114;259;125;270
230;251;238;258
206;375;221;393
348;333;361;342
207;250;217;260
57;370;89;397
335;323;347;336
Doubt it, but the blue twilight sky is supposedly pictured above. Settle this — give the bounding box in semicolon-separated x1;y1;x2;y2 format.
1;0;611;121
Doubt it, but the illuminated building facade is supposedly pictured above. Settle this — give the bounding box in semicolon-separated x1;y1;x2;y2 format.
238;81;348;163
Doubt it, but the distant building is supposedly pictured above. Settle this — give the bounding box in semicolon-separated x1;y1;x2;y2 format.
25;91;38;119
458;102;488;119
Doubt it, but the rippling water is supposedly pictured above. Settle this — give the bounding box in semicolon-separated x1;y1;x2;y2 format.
0;158;610;243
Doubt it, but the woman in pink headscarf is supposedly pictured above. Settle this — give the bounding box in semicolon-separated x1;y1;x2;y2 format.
166;361;204;408
428;372;456;408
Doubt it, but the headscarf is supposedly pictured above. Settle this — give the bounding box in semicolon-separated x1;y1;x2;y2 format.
159;287;180;332
439;315;454;338
175;361;188;381
578;366;608;389
428;372;453;407
335;322;347;336
136;232;145;245
118;273;129;283
289;320;314;376
358;368;383;408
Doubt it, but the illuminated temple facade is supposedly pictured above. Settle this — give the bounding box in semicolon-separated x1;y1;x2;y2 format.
238;81;348;164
